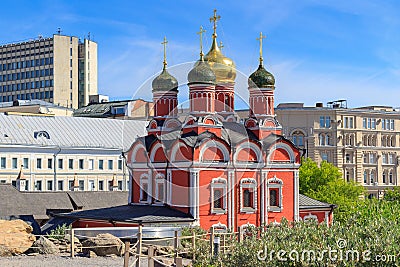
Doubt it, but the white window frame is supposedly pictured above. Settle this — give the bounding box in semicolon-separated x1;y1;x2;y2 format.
155;174;165;204
240;178;257;213
267;177;283;212
211;178;227;214
139;173;151;204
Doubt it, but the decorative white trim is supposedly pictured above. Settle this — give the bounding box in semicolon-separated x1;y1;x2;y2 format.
239;178;257;213
267;143;295;163
211;222;227;232
303;213;318;222
234;142;262;163
294;170;300;221
199;140;230;162
149;143;165;162
170;142;187;162
130;144;147;164
239;222;256;231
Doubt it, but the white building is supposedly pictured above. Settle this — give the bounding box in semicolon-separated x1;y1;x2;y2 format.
0;113;147;191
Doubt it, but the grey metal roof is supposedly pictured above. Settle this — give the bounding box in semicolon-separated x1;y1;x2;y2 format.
0;113;147;150
299;194;336;209
0;184;129;219
55;204;194;224
73;101;130;117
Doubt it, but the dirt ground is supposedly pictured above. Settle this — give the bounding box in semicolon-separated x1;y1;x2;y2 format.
0;253;149;267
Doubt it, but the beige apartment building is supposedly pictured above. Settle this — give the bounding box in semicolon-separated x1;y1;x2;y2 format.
0;113;147;192
276;101;400;198
0;34;97;109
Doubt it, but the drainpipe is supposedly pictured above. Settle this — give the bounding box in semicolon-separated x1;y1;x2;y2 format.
53;146;61;191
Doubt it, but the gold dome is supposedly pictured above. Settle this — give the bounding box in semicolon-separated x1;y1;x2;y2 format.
204;38;236;83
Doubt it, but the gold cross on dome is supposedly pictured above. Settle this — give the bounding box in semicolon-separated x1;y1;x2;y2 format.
161;36;168;68
209;9;221;37
256;32;266;65
197;26;206;57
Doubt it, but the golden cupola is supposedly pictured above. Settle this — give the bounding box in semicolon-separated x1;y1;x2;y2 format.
204;10;236;84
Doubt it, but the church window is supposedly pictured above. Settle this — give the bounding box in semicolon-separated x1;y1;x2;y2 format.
240;178;257;212
211;178;227;214
140;174;150;203
267;177;283;212
155;174;165;203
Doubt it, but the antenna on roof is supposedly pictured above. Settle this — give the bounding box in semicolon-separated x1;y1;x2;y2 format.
57;27;62;35
88;32;91;40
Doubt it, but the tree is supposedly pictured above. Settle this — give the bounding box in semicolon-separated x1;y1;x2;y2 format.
299;157;365;222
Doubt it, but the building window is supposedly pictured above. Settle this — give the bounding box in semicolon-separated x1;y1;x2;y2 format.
23;158;29;169
369;153;376;164
35;180;42;191
48;158;53;169
118;159;123;170
389;171;393;184
155;175;165;203
363;171;367;184
99;160;104;170
1;157;6;169
382;154;388;164
47;180;53;191
68;180;74;190
319;116;331;128
98;180;104;191
363;118;367;129
267;177;283;212
321;152;328;162
291;130;305;147
58;180;64;191
383;171;387;184
108;160;113;170
68;159;73;169
211;178;227;213
58;159;63;169
79;180;84;191
89;180;95;191
88;159;94;170
12;158;18;169
140;174;150;203
240;178;257;212
118;181;123;191
37;158;42;169
79;159;84;169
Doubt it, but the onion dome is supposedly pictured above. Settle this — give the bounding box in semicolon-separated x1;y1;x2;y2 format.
204;38;236;83
152;67;178;92
188;57;216;85
248;64;275;88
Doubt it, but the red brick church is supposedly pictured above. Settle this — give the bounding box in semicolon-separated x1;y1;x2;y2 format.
55;10;335;231
126;10;319;231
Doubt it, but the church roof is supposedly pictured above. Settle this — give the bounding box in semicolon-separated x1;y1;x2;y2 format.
299;194;336;210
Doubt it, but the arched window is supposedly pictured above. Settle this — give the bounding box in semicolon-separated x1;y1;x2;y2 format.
383;171;387;184
319;133;325;146
155;174;165;203
363;170;367;184
270;190;277;206
291;130;305;147
370;170;375;184
389;171;393;184
325;134;330;146
139;174;150;203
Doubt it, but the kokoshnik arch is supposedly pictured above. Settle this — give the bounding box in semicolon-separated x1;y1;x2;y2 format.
126;10;306;230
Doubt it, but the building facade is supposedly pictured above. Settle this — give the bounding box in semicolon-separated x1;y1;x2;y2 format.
0;34;97;109
0;113;147;192
276;102;400;198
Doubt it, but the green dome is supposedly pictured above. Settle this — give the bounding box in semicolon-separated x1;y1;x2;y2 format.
187;59;216;85
248;64;275;88
152;68;178;92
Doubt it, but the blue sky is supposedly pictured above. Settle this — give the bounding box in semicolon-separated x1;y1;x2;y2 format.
1;0;400;108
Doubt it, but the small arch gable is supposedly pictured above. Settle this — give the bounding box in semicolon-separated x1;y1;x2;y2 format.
267;142;296;163
170;142;192;162
199;140;230;162
235;142;262;163
150;143;167;162
270;148;290;162
129;143;148;163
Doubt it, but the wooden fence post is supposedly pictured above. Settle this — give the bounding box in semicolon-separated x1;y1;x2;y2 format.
175;257;183;267
148;246;154;267
70;228;75;258
222;234;226;254
192;230;196;262
123;240;130;267
238;226;243;243
136;225;143;267
209;227;215;258
174;230;179;264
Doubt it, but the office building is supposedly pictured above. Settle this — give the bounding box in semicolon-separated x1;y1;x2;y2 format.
0;34;97;109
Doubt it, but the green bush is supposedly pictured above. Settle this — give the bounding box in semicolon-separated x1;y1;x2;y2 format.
47;223;70;240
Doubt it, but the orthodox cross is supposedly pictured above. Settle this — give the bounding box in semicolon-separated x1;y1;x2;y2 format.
209;9;221;37
197;26;206;58
256;32;266;65
161;36;168;68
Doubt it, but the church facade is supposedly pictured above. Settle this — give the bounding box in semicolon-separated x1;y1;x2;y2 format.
125;11;304;231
